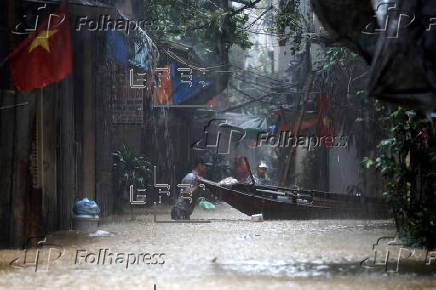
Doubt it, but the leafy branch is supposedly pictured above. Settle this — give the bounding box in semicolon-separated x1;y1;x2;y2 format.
363;108;436;248
142;0;254;55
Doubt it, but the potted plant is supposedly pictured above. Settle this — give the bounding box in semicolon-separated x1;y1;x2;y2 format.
113;145;153;212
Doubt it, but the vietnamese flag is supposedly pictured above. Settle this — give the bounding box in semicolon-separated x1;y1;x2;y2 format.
9;1;72;91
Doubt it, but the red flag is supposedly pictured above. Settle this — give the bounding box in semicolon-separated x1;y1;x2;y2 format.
234;155;249;182
9;1;72;91
153;65;173;105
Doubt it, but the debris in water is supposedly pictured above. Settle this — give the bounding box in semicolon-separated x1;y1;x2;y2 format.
89;230;113;237
199;200;216;209
251;214;264;222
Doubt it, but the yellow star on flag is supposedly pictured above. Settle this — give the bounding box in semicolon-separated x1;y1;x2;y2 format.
28;29;58;53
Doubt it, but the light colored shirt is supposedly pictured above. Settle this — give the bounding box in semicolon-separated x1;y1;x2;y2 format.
245;173;271;185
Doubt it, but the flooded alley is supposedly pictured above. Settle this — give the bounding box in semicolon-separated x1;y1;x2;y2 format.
1;204;435;289
1;0;436;289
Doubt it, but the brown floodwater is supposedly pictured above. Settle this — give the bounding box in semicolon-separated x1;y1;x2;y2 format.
0;203;435;289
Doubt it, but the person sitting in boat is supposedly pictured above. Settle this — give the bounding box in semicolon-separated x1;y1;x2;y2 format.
252;161;271;185
171;159;212;220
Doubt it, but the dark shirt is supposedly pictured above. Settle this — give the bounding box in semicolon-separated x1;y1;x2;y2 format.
174;171;199;216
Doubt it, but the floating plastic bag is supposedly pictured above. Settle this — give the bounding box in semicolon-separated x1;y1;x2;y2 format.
250;214;263;222
199;200;216;209
218;177;239;186
89;230;113;237
73;198;100;216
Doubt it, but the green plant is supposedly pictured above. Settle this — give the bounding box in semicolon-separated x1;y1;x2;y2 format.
113;145;153;201
272;0;305;53
363;108;436;248
315;47;361;86
142;0;253;55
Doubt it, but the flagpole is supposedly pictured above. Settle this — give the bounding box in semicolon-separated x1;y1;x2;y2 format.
40;87;44;190
0;102;29;111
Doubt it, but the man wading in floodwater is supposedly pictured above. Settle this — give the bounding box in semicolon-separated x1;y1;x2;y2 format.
171;159;212;220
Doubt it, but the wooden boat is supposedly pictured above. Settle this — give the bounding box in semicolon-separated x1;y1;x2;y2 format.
198;178;390;220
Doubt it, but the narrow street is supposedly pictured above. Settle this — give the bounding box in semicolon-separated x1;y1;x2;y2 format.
1;0;436;288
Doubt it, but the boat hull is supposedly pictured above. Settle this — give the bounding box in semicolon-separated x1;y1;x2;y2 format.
201;179;390;220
